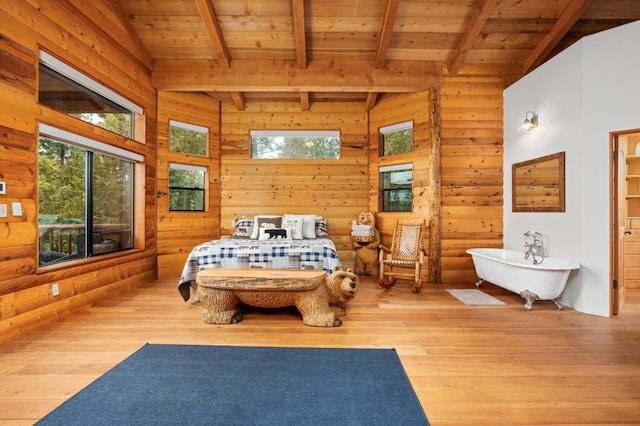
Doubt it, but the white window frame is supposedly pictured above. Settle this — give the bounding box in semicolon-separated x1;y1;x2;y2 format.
168;163;207;212
39;50;143;115
39;124;143;163
379;163;414;212
379;121;413;135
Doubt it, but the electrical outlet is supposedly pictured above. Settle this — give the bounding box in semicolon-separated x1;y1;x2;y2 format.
0;204;6;218
51;283;60;296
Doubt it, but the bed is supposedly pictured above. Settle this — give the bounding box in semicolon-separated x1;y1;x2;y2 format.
178;214;341;301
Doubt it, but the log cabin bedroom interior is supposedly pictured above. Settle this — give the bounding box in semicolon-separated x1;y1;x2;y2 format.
1;0;640;424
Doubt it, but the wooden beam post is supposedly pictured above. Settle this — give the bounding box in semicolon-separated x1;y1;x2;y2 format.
428;87;442;284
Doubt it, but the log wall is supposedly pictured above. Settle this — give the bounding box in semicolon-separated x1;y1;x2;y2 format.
0;1;157;342
0;1;507;342
368;78;504;286
368;90;433;283
439;76;505;283
219;102;370;268
156;91;221;279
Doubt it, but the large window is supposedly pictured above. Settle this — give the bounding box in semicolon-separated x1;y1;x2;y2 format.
250;130;340;159
380;121;413;156
380;164;413;212
38;50;142;139
169;164;207;211
37;52;143;267
169;120;208;156
39;124;141;266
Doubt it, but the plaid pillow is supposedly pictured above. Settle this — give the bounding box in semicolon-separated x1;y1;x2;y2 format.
232;217;254;238
315;219;329;237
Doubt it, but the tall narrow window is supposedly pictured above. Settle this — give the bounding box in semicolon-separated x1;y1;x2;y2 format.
379;164;413;212
169;120;208;156
38;124;140;267
169;163;207;211
250;130;340;159
380;121;413;156
38;50;142;138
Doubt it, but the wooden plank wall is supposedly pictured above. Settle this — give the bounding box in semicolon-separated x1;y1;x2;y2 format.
368;91;433;282
439;76;505;284
156;91;221;279
0;0;158;342
219;102;370;268
368;79;504;286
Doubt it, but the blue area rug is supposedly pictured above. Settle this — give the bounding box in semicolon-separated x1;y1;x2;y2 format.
37;344;429;425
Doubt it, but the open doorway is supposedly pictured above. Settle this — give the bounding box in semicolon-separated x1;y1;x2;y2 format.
611;129;640;315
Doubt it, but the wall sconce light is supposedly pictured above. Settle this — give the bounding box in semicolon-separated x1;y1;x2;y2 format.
518;111;538;134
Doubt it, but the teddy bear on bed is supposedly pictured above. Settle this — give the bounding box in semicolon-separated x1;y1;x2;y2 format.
352;212;380;276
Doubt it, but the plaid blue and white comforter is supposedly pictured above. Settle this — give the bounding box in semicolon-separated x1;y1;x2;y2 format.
178;236;341;301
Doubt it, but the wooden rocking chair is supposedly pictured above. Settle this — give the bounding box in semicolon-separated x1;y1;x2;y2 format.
378;220;426;293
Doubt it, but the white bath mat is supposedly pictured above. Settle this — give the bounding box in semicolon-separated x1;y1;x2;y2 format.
446;289;506;306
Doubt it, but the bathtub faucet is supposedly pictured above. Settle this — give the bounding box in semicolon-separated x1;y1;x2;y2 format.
523;231;545;265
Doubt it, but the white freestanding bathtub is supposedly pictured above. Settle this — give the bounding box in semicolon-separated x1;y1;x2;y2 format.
466;248;580;311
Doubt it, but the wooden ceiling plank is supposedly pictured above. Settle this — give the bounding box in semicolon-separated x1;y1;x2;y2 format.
194;0;231;69
153;59;442;92
447;0;498;75
292;0;307;69
374;0;401;68
523;0;596;73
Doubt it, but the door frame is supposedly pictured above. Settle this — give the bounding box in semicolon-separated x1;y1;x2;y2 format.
610;128;640;315
610;132;624;316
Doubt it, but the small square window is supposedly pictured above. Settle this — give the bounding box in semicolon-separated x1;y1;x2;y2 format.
380;165;413;212
380;121;413;156
169;163;206;211
169;120;208;156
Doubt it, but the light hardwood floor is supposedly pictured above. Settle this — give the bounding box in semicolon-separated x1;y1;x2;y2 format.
1;276;639;425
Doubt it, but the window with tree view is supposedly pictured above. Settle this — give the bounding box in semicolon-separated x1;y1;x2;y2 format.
37;51;143;268
39;125;139;267
169;120;208;156
250;130;340;159
169;164;206;211
380;121;413;156
380;164;413;212
38;50;141;139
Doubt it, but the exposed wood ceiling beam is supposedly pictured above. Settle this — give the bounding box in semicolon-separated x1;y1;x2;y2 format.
153;59;442;93
194;0;231;69
365;92;378;112
292;0;308;110
447;0;498;75
230;92;246;111
374;0;401;68
194;0;247;109
292;0;307;70
300;92;310;111
523;0;596;73
369;0;401;110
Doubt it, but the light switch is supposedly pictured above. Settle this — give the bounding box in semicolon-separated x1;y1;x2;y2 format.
0;204;6;218
11;202;22;216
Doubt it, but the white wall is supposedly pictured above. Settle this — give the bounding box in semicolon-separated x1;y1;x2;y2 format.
503;20;640;317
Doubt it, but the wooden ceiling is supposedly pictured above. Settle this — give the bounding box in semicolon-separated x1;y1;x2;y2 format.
114;0;640;110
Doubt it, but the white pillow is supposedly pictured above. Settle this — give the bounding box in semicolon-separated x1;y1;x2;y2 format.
302;214;317;238
258;227;289;240
250;215;282;239
282;214;305;240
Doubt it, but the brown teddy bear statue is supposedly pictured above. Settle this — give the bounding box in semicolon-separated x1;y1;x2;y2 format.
352;212;380;276
196;266;360;327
